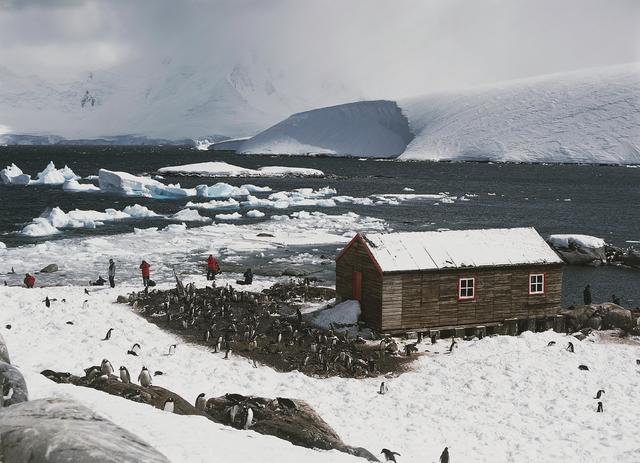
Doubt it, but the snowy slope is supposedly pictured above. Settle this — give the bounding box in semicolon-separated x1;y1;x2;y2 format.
238;101;413;157
399;63;640;163
2;284;640;463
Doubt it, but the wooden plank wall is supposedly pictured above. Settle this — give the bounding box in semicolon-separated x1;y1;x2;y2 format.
381;264;563;332
335;239;383;330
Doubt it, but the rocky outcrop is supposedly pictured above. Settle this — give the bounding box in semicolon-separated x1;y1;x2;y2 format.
0;332;10;364
0;361;28;406
0;398;171;463
42;368;378;461
206;393;378;461
562;303;635;331
39;263;59;273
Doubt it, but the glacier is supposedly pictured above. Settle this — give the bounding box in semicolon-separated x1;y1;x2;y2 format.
232;64;640;164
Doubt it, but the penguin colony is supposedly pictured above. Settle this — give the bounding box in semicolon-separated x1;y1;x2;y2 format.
128;280;413;378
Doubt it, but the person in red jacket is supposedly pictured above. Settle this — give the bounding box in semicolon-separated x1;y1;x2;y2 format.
206;254;220;280
24;273;35;288
139;260;151;286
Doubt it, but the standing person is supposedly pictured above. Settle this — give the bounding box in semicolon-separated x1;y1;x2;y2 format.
108;259;116;288
139;260;151;287
207;254;220;281
583;284;592;305
24;273;35;288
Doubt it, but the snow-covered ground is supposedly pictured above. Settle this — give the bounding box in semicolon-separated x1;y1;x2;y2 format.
3;283;639;463
237;100;413;157
232;63;639;164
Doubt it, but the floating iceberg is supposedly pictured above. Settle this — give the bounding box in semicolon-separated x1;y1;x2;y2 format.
0;163;31;185
215;212;243;221
246;209;266;218
63;179;101;193
32;162;80;185
169;209;211;223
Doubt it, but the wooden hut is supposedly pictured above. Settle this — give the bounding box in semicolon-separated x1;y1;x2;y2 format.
335;227;564;333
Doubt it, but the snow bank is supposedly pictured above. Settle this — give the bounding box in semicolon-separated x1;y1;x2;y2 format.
239;100;413;157
399;63;640;163
0;241;5;249
0;163;31;185
158;161;324;178
170;209;211;223
308;300;361;331
20;205;159;237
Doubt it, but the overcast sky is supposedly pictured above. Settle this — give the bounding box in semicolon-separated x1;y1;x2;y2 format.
0;0;638;98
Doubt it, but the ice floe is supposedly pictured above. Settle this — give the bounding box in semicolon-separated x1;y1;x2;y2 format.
157;161;324;178
169;209;212;223
0;163;31;185
20;205;159;237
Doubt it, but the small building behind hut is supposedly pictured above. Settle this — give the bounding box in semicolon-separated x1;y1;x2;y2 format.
336;227;564;333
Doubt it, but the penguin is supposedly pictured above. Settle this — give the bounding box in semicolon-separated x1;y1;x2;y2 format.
45;296;50;308
82;300;89;310
578;364;589;371
381;448;400;462
65;321;74;325
103;328;114;341
100;359;114;376
241;405;254;429
596;401;603;412
547;341;556;347
440;447;449;463
195;393;206;411
168;344;177;355
84;288;89;295
163;397;175;413
119;366;131;384
138;366;152;387
567;342;574;353
127;343;141;356
378;381;388;395
594;389;605;399
636;359;640;366
449;338;457;353
431;333;437;344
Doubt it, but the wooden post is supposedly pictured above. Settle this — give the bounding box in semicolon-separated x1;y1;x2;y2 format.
475;326;486;339
504;318;518;336
553;315;566;333
527;318;537;333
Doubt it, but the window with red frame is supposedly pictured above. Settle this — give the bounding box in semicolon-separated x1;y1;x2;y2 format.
529;274;544;294
458;277;475;300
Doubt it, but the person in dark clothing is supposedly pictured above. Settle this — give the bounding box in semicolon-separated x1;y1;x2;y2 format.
583;284;592;305
91;276;107;286
108;259;116;288
206;254;220;280
139;260;151;286
236;268;253;285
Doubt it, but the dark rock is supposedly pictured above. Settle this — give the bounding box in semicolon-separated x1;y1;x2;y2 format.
0;332;10;364
0;361;28;406
0;398;171;462
281;268;306;277
256;233;275;237
205;393;379;461
39;264;59;273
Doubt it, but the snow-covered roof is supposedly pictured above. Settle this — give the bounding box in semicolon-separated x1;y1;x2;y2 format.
360;227;563;272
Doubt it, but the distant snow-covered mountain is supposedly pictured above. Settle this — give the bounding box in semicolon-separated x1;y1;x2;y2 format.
0;59;360;141
227;63;640;164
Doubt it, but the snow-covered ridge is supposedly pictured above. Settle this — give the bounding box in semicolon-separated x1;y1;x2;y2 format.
231;64;639;164
399;63;640;163
237;100;414;157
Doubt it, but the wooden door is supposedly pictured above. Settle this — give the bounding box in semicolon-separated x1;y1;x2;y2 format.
352;271;362;301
